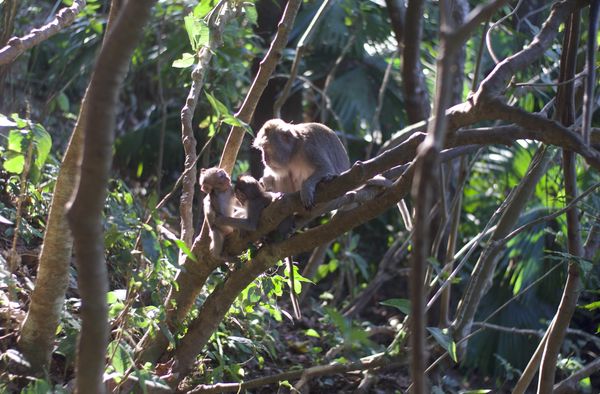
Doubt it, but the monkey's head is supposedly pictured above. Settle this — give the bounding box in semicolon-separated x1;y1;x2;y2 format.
234;175;263;204
253;119;297;170
199;167;231;194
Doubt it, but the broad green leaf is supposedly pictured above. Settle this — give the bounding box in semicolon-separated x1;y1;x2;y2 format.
172;52;195;68
184;14;209;52
7;129;25;152
3;150;25;173
32;123;51;169
380;298;411;315
107;342;128;376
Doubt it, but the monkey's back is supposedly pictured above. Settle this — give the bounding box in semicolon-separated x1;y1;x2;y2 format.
299;122;350;173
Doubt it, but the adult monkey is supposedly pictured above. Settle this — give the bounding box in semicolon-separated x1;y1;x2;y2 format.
253;119;350;208
253;119;351;308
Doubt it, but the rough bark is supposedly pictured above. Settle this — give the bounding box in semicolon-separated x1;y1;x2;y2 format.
402;0;430;123
17;0;121;375
65;1;156;392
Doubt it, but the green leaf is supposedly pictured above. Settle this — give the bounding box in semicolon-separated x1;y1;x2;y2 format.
380;298;410;315
204;91;229;116
427;327;458;363
184;14;209;52
222;115;245;127
193;0;214;18
172;52;195;69
244;4;258;25
7;129;25;152
11;114;27;128
305;328;320;338
107;342;129;376
3;150;25;173
582;301;600;311
32;123;52;170
174;239;197;262
56;92;70;112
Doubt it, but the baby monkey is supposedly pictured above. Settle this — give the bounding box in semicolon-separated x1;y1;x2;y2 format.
218;175;302;319
199;167;235;258
215;175;273;233
253;119;350;208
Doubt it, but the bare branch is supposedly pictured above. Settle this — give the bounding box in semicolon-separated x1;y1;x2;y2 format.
0;0;86;66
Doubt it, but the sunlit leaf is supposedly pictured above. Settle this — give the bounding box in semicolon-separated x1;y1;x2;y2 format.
7;129;25;153
32;123;52;170
172;52;195;68
174;239;197;262
193;0;214;18
184;14;209;52
3;150;25;173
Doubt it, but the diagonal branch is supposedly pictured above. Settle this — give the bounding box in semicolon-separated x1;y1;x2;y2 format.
0;0;86;66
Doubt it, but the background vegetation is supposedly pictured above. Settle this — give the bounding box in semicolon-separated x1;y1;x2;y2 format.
0;0;598;393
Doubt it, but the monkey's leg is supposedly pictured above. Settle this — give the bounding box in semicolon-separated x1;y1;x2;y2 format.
210;230;224;257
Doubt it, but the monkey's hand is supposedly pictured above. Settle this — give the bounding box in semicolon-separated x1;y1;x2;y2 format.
300;184;316;208
301;172;338;208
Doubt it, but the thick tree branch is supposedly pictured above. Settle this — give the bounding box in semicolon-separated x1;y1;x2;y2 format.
0;0;86;66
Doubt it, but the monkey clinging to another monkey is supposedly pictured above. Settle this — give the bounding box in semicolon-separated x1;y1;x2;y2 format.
253;119;350;208
216;175;301;319
199;167;235;257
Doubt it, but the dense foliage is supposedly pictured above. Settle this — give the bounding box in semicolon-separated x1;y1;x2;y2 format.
0;0;599;393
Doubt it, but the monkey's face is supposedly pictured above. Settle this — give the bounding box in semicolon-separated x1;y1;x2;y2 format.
200;168;231;193
254;126;295;170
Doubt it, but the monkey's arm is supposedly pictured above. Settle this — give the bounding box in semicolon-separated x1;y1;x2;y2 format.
214;216;258;232
300;166;338;208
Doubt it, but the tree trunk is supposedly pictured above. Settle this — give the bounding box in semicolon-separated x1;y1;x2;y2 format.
17;0;122;375
65;1;156;392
